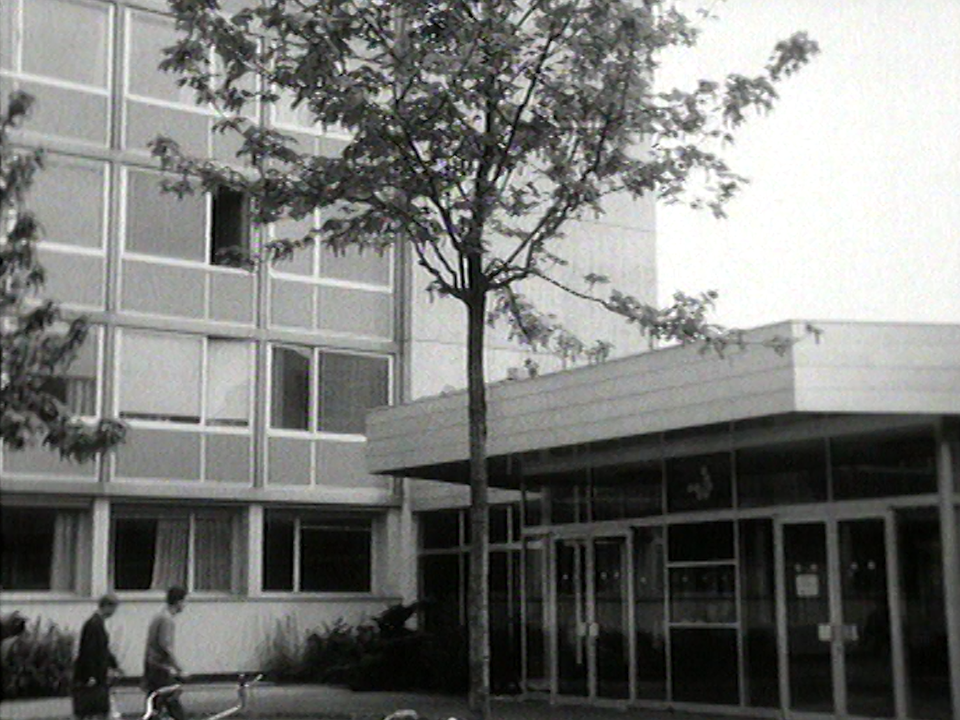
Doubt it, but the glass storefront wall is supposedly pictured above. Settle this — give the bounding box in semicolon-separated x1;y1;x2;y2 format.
503;421;954;716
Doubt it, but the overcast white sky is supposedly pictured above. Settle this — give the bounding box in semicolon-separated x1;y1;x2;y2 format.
653;0;960;329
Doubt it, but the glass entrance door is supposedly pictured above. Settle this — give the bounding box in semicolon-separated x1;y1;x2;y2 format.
554;534;630;700
780;516;896;718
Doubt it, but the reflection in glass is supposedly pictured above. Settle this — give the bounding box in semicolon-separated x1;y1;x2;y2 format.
555;539;588;695
831;429;937;499
897;510;950;720
671;628;739;704
839;519;894;717
594;537;628;699
634;527;666;700
737;440;827;507
784;523;833;713
666;452;732;512
522;541;548;692
669;565;736;624
740;519;780;707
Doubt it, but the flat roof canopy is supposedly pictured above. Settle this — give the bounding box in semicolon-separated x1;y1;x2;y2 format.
366;320;960;482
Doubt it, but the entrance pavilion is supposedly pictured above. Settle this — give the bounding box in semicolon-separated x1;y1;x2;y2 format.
367;320;960;720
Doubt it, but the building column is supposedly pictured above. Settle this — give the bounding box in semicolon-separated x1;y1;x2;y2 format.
382;478;417;603
936;421;960;720
90;498;111;596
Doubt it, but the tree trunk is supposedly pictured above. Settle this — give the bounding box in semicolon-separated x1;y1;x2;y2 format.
465;272;490;719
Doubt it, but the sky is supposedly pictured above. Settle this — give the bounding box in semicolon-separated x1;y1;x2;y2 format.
653;0;960;329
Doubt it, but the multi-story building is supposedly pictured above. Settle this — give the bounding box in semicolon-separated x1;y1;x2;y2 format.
0;0;656;675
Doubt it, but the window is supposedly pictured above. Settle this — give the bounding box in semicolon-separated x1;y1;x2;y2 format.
1;506;84;591
210;188;250;266
21;0;110;88
127;10;193;104
112;508;239;592
42;327;99;416
30;155;106;249
270;346;389;435
263;512;372;592
119;330;251;426
125;170;250;265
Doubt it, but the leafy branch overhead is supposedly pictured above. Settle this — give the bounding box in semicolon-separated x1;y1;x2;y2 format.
1;92;126;461
151;0;817;338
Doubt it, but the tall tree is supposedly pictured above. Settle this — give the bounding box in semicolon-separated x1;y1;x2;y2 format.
150;1;817;713
1;92;126;461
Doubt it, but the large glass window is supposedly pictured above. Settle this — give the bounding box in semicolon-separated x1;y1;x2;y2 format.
262;512;372;592
126;170;206;261
270;346;389;435
112;508;239;592
119;331;251;426
43;326;100;417
21;0;110;88
666;452;733;512
125;171;250;264
831;428;937;499
30;155;106;249
737;439;828;507
127;10;193;104
0;505;84;591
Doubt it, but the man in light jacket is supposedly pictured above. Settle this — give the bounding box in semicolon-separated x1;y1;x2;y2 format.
143;586;188;720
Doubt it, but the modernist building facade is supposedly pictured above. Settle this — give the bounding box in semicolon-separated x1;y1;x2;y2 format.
368;321;960;720
0;0;656;675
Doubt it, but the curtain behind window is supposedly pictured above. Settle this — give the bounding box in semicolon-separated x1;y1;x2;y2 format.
151;518;188;588
49;512;78;591
194;516;232;591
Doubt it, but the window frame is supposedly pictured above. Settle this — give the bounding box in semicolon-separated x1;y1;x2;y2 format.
268;344;392;438
122;166;253;271
261;510;375;594
117;329;254;429
0;499;91;595
5;0;114;95
268;208;395;291
110;505;243;595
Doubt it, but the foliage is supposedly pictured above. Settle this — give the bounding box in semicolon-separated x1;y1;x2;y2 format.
0;617;75;700
0;91;127;461
150;2;818;712
258;605;472;693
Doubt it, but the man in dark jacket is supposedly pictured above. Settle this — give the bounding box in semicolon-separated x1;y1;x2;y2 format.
73;595;121;720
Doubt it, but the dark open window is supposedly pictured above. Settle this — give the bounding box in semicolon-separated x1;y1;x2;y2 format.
210;187;249;266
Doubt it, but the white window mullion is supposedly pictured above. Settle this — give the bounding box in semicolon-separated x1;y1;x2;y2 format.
293;516;302;592
187;512;196;592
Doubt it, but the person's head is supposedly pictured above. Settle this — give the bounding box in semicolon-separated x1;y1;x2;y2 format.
97;594;120;619
165;586;187;615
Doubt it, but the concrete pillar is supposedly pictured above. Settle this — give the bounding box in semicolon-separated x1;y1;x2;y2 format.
246;504;264;596
90;498;111;596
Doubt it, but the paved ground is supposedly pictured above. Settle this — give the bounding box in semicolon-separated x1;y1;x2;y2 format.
0;683;729;720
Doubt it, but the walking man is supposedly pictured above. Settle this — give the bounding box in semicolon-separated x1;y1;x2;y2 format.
143;587;188;720
73;594;121;720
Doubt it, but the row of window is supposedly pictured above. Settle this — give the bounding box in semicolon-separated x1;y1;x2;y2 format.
28;155;391;285
3;0;321;129
526;429;938;524
52;330;389;435
0;505;373;594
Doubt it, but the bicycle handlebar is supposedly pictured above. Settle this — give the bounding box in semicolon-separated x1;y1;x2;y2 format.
142;674;263;720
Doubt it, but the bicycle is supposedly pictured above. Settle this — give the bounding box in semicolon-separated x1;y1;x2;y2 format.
141;674;263;720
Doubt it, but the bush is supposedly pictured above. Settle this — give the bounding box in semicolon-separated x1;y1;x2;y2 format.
1;617;75;700
258;604;473;693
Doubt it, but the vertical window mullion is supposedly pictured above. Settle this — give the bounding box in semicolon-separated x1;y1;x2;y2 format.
200;337;209;425
313;351;322;433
